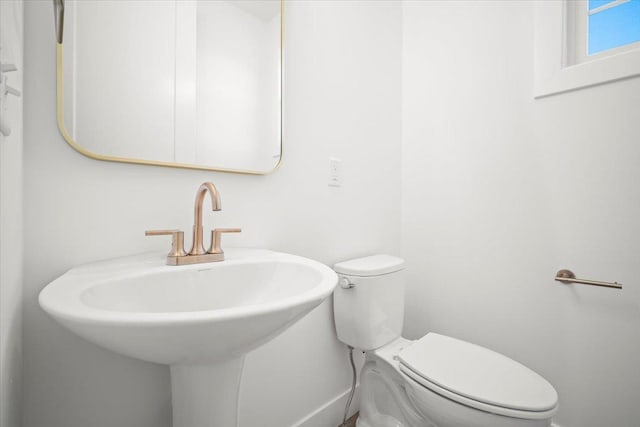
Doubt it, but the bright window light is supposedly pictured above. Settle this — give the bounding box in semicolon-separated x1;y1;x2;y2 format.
588;0;640;55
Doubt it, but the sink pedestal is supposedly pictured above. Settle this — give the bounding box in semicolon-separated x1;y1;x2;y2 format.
170;357;245;427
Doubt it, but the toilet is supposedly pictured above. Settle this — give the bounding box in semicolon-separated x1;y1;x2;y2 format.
333;255;558;427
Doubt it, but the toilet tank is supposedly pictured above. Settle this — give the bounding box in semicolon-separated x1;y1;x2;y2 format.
333;255;405;351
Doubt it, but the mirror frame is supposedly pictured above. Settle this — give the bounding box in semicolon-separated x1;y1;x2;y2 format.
55;0;284;175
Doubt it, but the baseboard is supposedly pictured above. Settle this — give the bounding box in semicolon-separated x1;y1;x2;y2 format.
292;387;560;427
291;384;360;427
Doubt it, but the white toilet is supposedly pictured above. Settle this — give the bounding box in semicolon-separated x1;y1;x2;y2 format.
333;255;558;427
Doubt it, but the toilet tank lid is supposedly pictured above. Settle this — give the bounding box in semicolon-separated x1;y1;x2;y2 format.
334;255;405;277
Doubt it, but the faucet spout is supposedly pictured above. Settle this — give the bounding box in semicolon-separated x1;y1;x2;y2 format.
147;181;240;265
190;182;221;255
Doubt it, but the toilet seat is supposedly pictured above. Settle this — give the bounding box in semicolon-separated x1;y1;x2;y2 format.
397;333;558;420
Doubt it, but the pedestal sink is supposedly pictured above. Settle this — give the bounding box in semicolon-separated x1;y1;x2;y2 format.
39;248;338;427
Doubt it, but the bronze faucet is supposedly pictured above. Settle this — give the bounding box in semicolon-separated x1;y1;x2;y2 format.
190;182;221;255
146;182;241;265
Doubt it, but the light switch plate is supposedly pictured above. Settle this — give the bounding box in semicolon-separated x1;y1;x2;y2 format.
328;157;343;187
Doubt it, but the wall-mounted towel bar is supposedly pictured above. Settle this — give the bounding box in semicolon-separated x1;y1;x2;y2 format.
555;269;622;289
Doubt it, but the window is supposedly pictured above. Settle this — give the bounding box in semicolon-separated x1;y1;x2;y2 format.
534;0;640;97
569;0;640;64
589;0;640;55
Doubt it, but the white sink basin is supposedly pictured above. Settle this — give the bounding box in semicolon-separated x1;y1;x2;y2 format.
39;248;338;427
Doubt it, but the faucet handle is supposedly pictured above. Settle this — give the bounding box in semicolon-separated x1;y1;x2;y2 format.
208;228;241;254
145;229;187;257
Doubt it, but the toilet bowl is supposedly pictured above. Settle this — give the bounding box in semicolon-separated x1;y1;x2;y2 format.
332;255;558;427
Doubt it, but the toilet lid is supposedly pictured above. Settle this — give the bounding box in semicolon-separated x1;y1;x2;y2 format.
398;333;558;414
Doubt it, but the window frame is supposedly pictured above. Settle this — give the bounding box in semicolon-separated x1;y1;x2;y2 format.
534;0;640;98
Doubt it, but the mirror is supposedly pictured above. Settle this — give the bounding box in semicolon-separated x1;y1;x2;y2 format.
56;0;283;174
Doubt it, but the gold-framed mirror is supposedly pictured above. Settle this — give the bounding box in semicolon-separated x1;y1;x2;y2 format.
54;0;283;174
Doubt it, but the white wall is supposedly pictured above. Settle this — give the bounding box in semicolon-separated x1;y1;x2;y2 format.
0;1;23;426
402;2;640;427
23;1;401;427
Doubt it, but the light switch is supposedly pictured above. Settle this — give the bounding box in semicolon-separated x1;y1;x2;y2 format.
328;158;343;187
